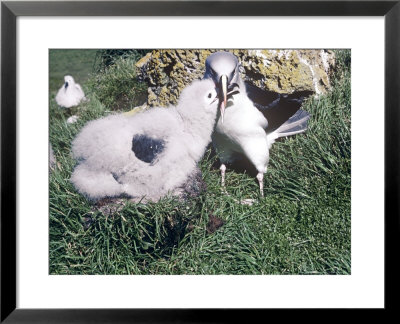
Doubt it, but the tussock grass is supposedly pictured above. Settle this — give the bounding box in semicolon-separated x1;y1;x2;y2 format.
86;54;148;111
49;49;351;275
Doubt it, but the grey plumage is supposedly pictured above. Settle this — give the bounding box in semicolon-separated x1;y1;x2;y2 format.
70;79;219;202
203;51;312;196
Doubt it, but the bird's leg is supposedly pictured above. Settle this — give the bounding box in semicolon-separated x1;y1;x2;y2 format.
218;163;257;206
256;172;264;197
220;164;226;188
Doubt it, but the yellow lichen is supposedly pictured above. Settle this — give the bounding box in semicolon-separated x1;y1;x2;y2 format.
138;49;334;106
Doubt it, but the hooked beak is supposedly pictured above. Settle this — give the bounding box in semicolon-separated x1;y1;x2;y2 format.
64;82;69;89
219;75;228;123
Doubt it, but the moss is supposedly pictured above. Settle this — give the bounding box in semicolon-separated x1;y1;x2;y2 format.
138;49;335;107
135;52;152;69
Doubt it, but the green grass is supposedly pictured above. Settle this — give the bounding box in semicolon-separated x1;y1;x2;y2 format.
49;49;351;275
86;54;148;111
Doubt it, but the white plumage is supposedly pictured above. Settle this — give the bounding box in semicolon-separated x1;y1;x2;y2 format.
70;79;219;202
213;90;269;175
55;75;85;108
204;51;312;196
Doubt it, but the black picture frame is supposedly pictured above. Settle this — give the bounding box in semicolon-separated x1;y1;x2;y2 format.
1;0;398;322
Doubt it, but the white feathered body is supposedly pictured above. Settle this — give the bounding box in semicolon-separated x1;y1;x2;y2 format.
55;75;85;108
71;79;218;201
204;51;311;197
213;91;275;174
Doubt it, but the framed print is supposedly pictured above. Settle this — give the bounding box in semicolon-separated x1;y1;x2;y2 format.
1;0;399;322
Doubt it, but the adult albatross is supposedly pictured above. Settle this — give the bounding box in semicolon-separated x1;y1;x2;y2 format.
203;51;313;197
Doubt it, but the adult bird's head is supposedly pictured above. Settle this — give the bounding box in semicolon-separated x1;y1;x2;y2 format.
203;52;241;123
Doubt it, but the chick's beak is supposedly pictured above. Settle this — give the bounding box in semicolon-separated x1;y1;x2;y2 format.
219;75;228;123
64;82;69;89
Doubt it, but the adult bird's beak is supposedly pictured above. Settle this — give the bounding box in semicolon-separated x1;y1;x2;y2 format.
65;82;69;89
219;75;228;123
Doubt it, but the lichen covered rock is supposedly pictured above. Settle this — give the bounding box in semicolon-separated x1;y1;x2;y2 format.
136;49;335;107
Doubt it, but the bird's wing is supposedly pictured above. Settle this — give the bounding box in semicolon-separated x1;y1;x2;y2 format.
268;109;311;139
245;81;313;132
131;134;166;165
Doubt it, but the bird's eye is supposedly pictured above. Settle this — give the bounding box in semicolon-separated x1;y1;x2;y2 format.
208;93;212;98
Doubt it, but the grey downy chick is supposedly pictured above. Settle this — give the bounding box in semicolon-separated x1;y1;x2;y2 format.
70;79;219;202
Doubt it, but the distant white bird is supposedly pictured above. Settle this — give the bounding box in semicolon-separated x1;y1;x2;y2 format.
71;79;219;202
203;51;312;197
55;75;85;108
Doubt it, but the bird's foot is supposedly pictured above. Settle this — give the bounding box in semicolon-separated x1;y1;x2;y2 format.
220;189;257;206
218;166;262;205
220;164;226;187
221;187;229;195
256;172;264;198
239;198;257;206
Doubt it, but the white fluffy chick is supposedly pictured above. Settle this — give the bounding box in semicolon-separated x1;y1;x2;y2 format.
55;75;85;108
70;79;219;202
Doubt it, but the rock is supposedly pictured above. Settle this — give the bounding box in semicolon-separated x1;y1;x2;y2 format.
136;50;212;107
136;49;335;107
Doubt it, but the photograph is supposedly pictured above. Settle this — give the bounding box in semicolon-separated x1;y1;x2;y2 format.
48;49;351;275
1;0;397;319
